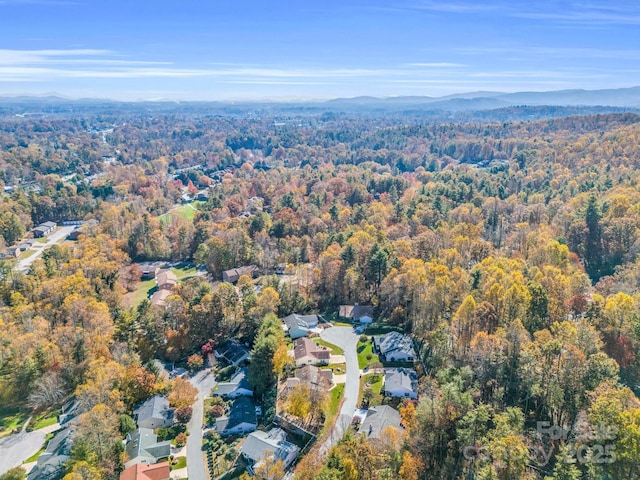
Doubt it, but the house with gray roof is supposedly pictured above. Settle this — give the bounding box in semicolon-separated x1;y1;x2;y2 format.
214;341;250;367
222;265;259;283
124;428;171;469
240;428;300;475
283;314;320;339
214;367;253;398
215;396;257;436
339;304;374;324
359;405;403;440
27;427;74;480
382;368;418;399
374;331;416;362
133;395;174;429
285;365;333;391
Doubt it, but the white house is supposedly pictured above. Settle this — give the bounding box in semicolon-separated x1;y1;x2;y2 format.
382;368;418;399
293;337;330;367
283;314;320;339
132;395;174;429
214;368;253;398
240;428;300;476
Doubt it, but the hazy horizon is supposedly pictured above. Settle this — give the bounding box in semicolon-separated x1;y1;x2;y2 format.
1;0;639;101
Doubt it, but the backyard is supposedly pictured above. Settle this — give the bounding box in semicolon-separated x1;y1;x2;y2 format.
357;337;380;370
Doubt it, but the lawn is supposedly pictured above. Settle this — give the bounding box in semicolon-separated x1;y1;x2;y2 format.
313;338;344;355
18;248;38;261
124;277;157;307
161;201;205;223
327;363;347;375
328;384;345;418
357;339;380;370
0;409;28;437
171;456;187;470
32;409;60;430
171;265;197;279
358;373;384;407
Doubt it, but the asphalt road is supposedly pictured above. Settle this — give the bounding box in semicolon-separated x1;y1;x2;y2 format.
186;369;217;480
319;326;360;454
16;226;76;271
0;430;46;475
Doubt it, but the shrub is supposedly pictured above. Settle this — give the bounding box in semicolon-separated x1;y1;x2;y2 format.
175;432;187;447
208;405;225;418
359;334;368;343
187;353;204;370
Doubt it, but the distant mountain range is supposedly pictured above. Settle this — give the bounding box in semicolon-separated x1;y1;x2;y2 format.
324;87;640;111
1;87;639;118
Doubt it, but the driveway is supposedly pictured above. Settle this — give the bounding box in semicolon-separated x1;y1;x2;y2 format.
186;369;217;480
319;326;359;454
0;431;46;475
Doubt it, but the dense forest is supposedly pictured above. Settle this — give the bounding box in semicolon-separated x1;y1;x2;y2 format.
1;104;640;480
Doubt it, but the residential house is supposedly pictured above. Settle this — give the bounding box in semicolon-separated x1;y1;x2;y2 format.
124;428;171;468
382;368;418;399
133;395;174;429
285;365;333;391
140;266;161;280
215;367;253;398
283;314;320;339
373;332;416;362
339;304;374;324
222;265;259;283
214;341;250;367
119;462;171;480
150;289;172;307
27;427;74;480
32;221;57;238
293;337;330;367
359;405;403;440
156;270;177;290
215;396;257;436
240;428;300;476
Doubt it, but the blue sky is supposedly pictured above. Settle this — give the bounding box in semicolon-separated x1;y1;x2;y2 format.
0;0;638;100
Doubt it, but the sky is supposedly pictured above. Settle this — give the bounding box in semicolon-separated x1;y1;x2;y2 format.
0;0;639;100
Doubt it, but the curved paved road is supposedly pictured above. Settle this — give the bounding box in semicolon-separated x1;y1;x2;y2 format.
186;369;217;480
319;326;360;453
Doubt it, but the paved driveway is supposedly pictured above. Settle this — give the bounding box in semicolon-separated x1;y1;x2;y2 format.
0;430;46;475
319;326;359;453
186;369;217;480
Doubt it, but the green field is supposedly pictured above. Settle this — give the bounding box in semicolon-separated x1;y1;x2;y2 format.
161;201;205;223
125;277;157;307
313;338;344;355
32;410;60;430
357;339;380;369
171;456;187;470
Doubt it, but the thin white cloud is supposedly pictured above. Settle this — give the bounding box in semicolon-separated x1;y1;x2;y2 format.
404;62;467;68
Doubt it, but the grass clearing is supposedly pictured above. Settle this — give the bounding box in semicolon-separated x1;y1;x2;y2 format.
357;339;379;370
313;338;344;355
124;277;157;307
161;201;205;223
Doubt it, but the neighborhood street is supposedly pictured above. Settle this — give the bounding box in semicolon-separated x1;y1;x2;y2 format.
186;369;217;480
16;226;76;271
319;326;360;454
